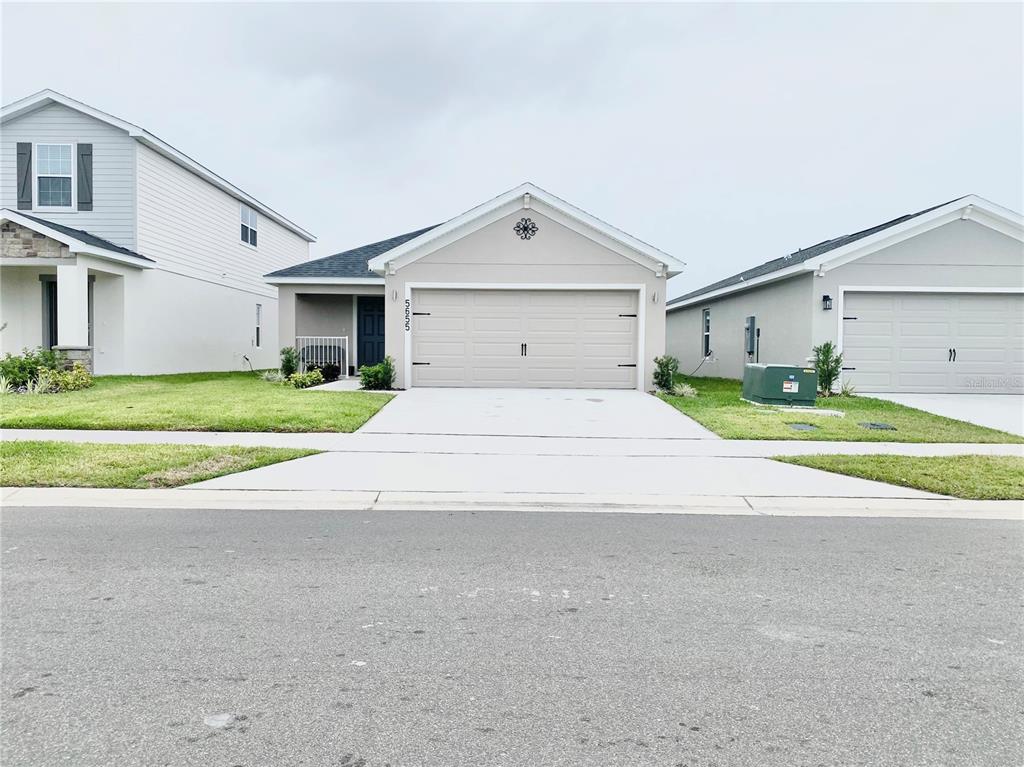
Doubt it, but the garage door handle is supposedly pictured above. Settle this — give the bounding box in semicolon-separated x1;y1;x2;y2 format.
618;364;636;368
948;348;953;362
952;348;957;362
412;362;430;366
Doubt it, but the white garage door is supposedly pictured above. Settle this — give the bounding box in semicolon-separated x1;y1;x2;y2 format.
410;289;638;388
842;292;1024;393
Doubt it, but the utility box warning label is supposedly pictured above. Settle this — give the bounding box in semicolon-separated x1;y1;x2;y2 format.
782;380;799;393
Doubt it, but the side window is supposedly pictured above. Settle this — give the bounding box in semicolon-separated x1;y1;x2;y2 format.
240;204;257;247
702;308;711;357
255;303;262;348
36;144;74;209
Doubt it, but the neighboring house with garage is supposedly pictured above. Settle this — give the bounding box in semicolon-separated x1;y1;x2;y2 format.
666;195;1023;394
0;89;314;374
267;183;684;391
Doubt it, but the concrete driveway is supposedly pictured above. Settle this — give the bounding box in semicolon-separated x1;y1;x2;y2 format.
361;388;716;439
875;393;1024;436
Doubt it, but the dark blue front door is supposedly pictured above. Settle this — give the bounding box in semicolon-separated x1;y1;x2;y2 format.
357;296;386;368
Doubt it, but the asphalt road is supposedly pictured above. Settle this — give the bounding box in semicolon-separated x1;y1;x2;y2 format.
2;507;1021;767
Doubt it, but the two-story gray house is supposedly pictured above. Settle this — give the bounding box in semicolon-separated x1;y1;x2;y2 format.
0;90;315;374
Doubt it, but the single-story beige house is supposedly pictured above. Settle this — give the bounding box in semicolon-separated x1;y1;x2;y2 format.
666;195;1023;394
266;183;685;390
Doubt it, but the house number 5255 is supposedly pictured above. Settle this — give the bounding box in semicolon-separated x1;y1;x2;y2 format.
404;299;411;331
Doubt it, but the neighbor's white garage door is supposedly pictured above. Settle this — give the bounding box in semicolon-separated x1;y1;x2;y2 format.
410;289;638;388
842;291;1023;393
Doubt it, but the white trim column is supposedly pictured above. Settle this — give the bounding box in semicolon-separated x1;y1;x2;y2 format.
56;261;89;347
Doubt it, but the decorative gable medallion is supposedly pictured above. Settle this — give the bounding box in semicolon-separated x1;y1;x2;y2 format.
514;217;539;240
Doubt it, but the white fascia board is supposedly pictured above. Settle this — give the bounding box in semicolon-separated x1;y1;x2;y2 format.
264;276;385;286
0;209;153;269
367;182;684;277
666;195;1023;312
1;90;316;243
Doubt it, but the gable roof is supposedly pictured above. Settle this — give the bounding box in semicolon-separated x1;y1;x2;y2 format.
1;209;154;268
1;89;315;242
365;182;685;277
667;195;1023;311
265;225;439;282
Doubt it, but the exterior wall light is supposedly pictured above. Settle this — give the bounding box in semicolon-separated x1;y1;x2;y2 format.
822;294;833;311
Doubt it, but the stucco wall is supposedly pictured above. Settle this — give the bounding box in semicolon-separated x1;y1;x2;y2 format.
813;219;1024;348
666;273;814;379
381;210;667;390
0;265;48;355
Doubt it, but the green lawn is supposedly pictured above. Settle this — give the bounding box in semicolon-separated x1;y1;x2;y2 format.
0;440;318;489
0;372;393;432
776;454;1024;500
660;375;1022;443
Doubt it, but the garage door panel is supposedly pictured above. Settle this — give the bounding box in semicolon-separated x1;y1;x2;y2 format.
844;291;1023;394
415;316;466;332
410;288;637;388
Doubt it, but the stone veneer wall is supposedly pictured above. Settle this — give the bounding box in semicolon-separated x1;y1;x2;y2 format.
1;221;72;260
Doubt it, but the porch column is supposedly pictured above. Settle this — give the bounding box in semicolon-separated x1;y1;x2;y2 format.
55;261;92;370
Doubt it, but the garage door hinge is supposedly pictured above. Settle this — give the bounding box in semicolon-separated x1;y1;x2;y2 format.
618;313;637;317
412;312;431;316
842;316;858;320
618;363;637;368
841;366;856;371
412;362;431;366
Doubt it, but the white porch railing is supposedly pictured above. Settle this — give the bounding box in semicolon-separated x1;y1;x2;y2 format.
296;336;349;378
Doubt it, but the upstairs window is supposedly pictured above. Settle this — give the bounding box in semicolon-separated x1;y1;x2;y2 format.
36;144;74;209
240;204;257;247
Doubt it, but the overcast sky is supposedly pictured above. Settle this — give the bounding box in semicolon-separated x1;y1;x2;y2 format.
3;2;1021;296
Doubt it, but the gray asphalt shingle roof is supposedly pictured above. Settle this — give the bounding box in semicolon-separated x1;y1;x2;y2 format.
17;212;153;262
266;225;440;279
667;196;967;307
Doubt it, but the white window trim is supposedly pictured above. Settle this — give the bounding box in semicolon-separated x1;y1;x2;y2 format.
240;203;258;249
33;142;76;213
701;308;711;357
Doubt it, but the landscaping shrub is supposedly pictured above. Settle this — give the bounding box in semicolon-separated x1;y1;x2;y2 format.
313;363;341;382
261;369;285;383
288;370;324;389
652;355;679;392
670;381;698;398
359;356;396;390
0;347;65;389
812;341;844;396
280;346;299;378
48;363;94;393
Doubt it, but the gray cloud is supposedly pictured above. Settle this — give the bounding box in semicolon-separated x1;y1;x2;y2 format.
3;2;1020;296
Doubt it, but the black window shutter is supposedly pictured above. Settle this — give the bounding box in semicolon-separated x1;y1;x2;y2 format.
77;144;93;211
16;143;32;210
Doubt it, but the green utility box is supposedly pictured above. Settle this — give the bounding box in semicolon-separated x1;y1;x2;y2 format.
742;364;817;407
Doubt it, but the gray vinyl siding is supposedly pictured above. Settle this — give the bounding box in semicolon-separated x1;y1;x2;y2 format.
0;103;136;249
135;144;309;297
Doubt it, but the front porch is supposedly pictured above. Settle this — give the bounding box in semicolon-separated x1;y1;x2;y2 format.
0;212;152;374
276;285;387;376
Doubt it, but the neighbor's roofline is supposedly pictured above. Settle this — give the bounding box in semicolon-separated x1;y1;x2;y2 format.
1;89;316;242
666;195;1023;312
1;208;154;269
366;182;685;277
265;276;385;286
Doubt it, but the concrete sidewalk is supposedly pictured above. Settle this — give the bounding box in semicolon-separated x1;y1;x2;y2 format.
3;487;1020;520
3;428;1021;458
